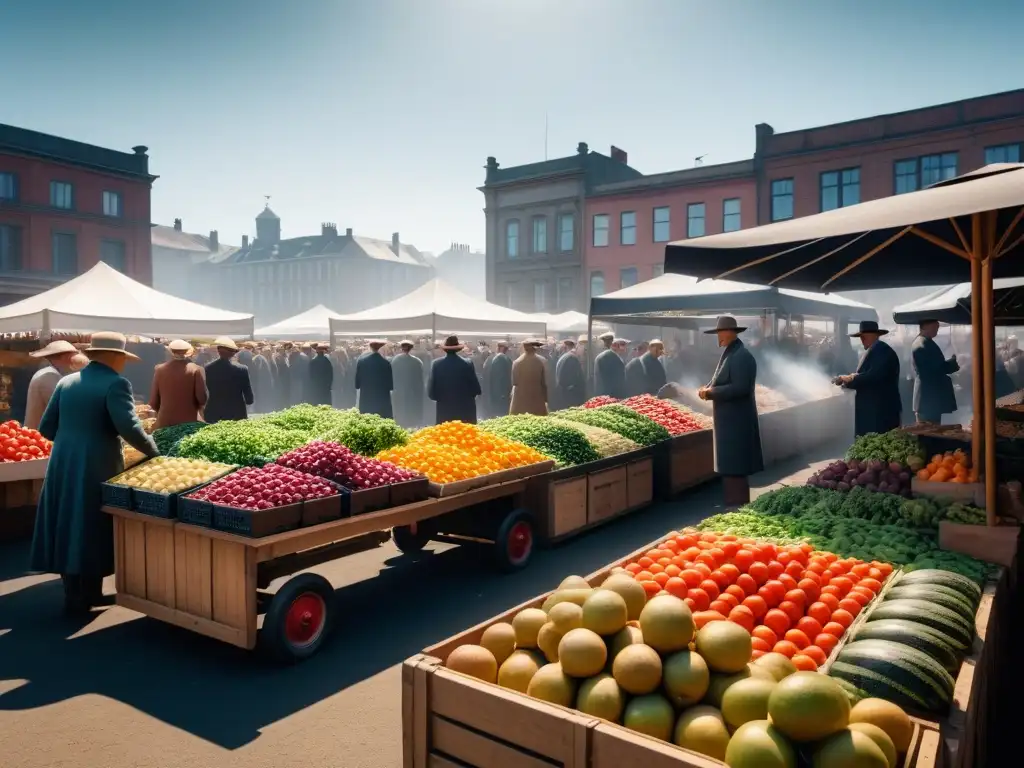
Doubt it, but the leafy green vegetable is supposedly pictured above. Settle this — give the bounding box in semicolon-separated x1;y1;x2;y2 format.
175;421;309;466
558;422;640;458
153;422;208;456
480;415;600;467
553;405;670;446
260;404;353;434
847;429;925;466
319;412;410;457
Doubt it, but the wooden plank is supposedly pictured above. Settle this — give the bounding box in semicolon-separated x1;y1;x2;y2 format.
590;722;721;768
549;477;587;538
587;466;627;525
243;546;258;648
181;530;214;620
116;593;248;648
626;458;653;509
211;539;248;631
431;716;553;768
427;757;462;768
123;518;148;598
113;516;127;593
144;523;176;608
938;521;1019;566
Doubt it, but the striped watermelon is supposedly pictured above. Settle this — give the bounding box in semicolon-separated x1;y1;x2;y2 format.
833;639;955;712
894;569;982;604
853;619;963;672
866;599;974;649
884;584;977;622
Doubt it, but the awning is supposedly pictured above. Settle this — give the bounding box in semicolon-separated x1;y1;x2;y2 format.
892;277;1024;325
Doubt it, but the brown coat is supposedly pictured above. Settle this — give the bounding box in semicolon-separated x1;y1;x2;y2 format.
150;358;208;429
510;351;548;416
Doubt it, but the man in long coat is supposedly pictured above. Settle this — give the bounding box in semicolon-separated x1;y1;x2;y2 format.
355;340;394;418
150;339;208;428
555;339;586;410
391;339;425;428
250;346;275;413
204;338;254;423
273;346;291;409
835;320;902;437
429;335;481;423
594;332;626;398
288;344;311;405
307;344;334;405
911;319;959;424
486;340;513;417
625;341;649;397
510;339;548;415
640;339;669;396
698;316;763;508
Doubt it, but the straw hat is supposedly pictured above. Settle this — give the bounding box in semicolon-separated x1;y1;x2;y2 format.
213;337;239;350
599;331;615;342
368;339;387;350
84;332;140;361
399;339;415;349
577;334;588;343
30;340;78;358
167;339;194;356
648;338;665;347
703;316;747;334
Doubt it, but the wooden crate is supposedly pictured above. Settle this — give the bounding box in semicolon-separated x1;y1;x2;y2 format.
667;431;715;495
0;477;43;542
626;458;654;510
938;520;1019;566
546;476;588;539
912;478;985;507
586;466;628;525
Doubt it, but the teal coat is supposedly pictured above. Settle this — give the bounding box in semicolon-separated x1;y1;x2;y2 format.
30;361;158;577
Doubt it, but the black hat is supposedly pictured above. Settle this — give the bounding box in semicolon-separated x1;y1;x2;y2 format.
850;320;890;338
703;315;747;334
918;318;940;326
441;335;464;351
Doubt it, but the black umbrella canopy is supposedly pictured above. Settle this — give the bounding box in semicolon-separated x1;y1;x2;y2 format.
891;277;1024;326
664;164;1024;291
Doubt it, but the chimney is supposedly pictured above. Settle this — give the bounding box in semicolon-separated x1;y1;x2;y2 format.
346;227;353;237
173;218;182;231
209;230;219;251
322;222;337;238
577;142;589;156
610;146;628;164
242;234;249;248
391;232;400;256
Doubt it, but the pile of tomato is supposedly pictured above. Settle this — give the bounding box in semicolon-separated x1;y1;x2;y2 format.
583;396;619;408
620;394;707;435
0;420;52;462
620;529;892;672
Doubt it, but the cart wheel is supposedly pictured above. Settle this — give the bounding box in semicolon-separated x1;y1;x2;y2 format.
261;572;335;663
494;510;535;573
392;523;432;554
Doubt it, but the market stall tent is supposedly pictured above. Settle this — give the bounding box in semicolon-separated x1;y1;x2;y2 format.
254;304;341;340
532;311;611;335
892;277;1024;326
0;262;254;337
328;278;547;338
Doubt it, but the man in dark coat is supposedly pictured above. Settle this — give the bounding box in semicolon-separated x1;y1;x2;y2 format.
355;340;394;418
392;339;425;428
594;332;626;398
288;344;311;405
307;344;334;405
486;340;513;417
204;337;254;423
555;339;586;410
640;339;669;396
835;320;902;437
698;316;763;508
429;335;481;423
625;341;649;397
273;346;291;409
250;346;275;413
911;320;959;424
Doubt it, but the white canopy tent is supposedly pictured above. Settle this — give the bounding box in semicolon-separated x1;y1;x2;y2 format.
254;304;341;339
328;278;547;338
532;310;611;336
0;262;254;337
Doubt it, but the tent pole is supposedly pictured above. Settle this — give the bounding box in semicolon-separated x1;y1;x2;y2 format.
981;211;998;522
586;314;594;398
970;217;984;488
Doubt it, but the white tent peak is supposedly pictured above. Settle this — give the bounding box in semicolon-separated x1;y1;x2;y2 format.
255;304;342;339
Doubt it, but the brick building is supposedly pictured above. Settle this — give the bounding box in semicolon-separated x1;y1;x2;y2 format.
0;123;156;305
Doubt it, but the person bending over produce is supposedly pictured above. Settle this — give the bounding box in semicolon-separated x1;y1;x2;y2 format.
833;321;901;437
30;332;159;616
911;319;959;424
697;316;763;508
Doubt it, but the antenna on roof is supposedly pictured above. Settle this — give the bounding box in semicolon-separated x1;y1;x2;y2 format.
694;155;706;167
264;194;271;207
544;112;549;161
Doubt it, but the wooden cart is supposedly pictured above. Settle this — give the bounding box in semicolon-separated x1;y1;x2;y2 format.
104;476;541;662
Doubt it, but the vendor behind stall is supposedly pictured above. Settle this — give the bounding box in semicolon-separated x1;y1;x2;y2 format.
911;319;959;424
834;320;901;437
30;332;159;615
24;340;79;430
641;339;668;395
594;332;626;398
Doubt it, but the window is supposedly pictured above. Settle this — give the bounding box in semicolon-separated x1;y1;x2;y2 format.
985;144;1021;164
0;224;23;270
593;214;609;247
531;216;547;254
723;198;741;232
620;211;636;245
533;280;547;311
505;220;519;258
558;213;574;252
0;172;16;200
557;277;572;309
920;153;958;186
50;181;73;210
100;239;126;272
504;282;517;307
52;232;78;274
820;167;860;211
590;271;605;297
687;203;706;238
653;206;671;242
895;159;918;194
652;263;664;278
620;267;638;289
102;190;122;217
771;179;794;221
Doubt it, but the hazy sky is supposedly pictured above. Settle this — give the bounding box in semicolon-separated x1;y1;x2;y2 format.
2;0;1022;254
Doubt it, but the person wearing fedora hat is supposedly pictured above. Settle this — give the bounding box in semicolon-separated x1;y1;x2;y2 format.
911;319;960;425
697;316;763;507
510;338;548;416
834;320;902;437
204;337;254;424
594;332;627;399
355;340;394;418
555;338;586;410
149;339;208;429
428;335;481;424
307;343;334;407
484;339;513;417
25;340;80;430
29;331;159;615
391;338;425;428
287;341;312;405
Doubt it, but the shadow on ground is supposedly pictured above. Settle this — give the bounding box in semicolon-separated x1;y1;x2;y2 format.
0;441;843;750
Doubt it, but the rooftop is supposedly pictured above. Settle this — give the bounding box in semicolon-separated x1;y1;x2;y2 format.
0;123;156;181
483;142;643;191
590;159;755;196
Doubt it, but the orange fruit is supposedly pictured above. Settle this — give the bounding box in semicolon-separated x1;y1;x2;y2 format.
830;576;854;595
845;588;871;605
729;605;756;633
751;637;771;653
830;609;854;629
806;602;832;626
766;560;785;578
640;580;661;597
818;593;841;612
725;584;747;603
747;562;770;586
665;577;689;599
653;572;670;587
710;600;732;616
796;616;823;639
859;578;883;593
822;621;847;638
838;598;862;616
733;549;755;572
693;610;727;629
820;585;843;599
718;563;741;583
742;595;768;621
664;564;682;578
717;592;739;610
772;640;799;658
777;573;799;592
680;569;703;588
751;649;766;660
736;573;758;596
700;579;721;601
758;586;781;609
763;580;786;602
784;629;810;649
683;597;697;611
784;589;807;607
625;563;642;575
763;609;790;636
797;578;820;603
802;645;828;666
752;625;778;646
709;570;731;590
777;600;802;624
688;588;711;612
791;653;818;671
814;633;839;654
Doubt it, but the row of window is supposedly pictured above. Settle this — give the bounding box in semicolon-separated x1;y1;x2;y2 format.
504;276;576;311
0;224;126;273
589;265;663;298
769;143;1021;221
505;213;575;258
0;173;123;217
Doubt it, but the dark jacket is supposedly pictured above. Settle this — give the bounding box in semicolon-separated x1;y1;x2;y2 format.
911;335;958;420
844;339;902;437
640;352;668;396
706;339;764;477
204;357;254;423
391;352;425;428
555;352;586;409
308;353;334;405
429;351;481;424
250;354;275;413
594;348;626;398
289;351;311;405
486;352;512;417
272;354;290;409
625;357;647;397
355;351;394;418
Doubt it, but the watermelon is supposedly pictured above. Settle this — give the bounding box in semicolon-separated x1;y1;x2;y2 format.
893;569;982;603
853;619;963;672
866;599;974;649
834;640;955;713
884;584;977;622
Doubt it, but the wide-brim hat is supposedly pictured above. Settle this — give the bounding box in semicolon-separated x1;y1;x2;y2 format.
441;334;464;351
368;339;387;349
577;334;588;343
167;339;194;356
917;318;940;326
30;340;78;358
84;332;140;361
648;338;665;347
613;338;630;345
523;338;544;347
598;331;615;341
704;315;747;334
850;320;890;338
213;336;239;350
399;339;415;348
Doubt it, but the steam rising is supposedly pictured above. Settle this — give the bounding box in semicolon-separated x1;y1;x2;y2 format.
761;351;836;402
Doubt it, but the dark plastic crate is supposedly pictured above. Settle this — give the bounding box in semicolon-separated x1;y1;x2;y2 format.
178;496;215;527
389;477;429;507
301;493;344;527
212;501;303;538
101;483;133;509
132;488;176;518
340;485;391;517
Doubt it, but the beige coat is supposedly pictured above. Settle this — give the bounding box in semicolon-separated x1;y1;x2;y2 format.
25;366;61;430
150;358;209;429
510;351;548;416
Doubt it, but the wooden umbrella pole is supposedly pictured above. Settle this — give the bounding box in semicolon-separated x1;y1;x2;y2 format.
970;218;984;482
981;211;999;522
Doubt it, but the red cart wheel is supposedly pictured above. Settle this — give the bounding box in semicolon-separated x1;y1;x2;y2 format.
494;510;535;573
284;593;327;649
261;572;335;662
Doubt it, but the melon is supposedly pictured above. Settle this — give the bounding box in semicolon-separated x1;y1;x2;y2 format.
639;594;695;653
849;723;898;768
623;694;674;741
812;728;889;768
576;673;625;722
582;589;628;636
724;720;796;768
672;705;731;761
527;663;576;707
559;575;591;590
601;573;647;620
611;643;662;695
479;622;517;665
547;601;584;633
497;649;542;693
512;608;549;648
721;677;778;731
662;649;710;707
755;652;798;681
537;621;565;663
541;588;593;612
768;672;851;742
849;698;913;753
705;665;773;708
445;645;498;683
606;625;643;665
558;628;607;678
696;620;753;673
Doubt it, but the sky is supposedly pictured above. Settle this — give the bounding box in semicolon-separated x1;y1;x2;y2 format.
2;0;1023;256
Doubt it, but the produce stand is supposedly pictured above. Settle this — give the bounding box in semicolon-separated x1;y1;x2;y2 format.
657;430;716;500
0;458;48;543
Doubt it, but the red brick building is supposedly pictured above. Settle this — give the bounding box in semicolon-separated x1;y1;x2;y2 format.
0;124;156;305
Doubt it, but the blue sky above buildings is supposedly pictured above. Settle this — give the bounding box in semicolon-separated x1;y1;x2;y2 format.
2;0;1022;253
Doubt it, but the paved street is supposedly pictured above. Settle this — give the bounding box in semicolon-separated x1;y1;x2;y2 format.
0;448;832;768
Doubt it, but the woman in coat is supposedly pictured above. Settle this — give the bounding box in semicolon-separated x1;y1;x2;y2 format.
510;339;548;416
30;332;159;615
